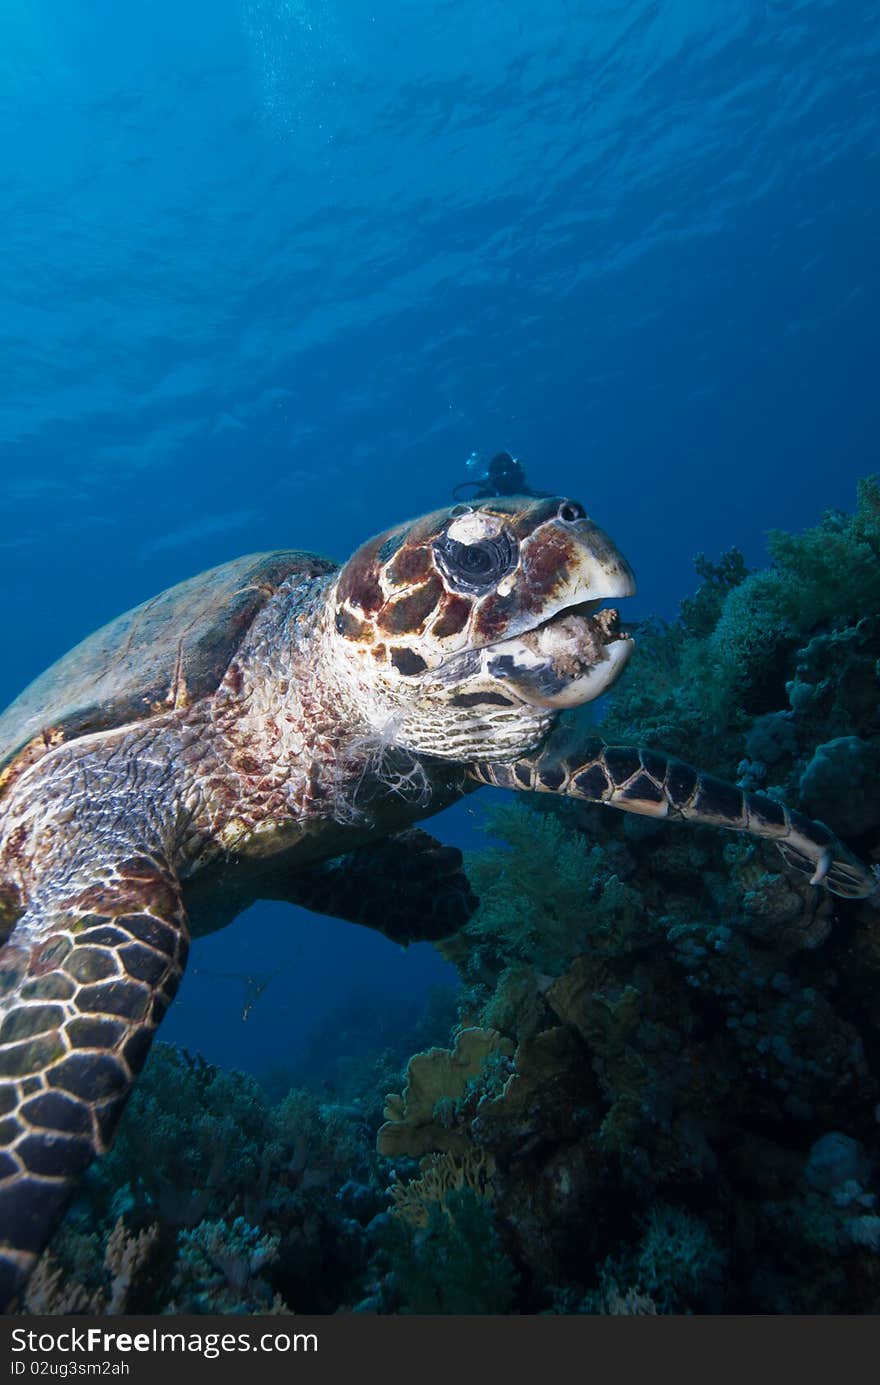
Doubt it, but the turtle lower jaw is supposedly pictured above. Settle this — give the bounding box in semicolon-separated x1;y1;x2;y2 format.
484;602;634;709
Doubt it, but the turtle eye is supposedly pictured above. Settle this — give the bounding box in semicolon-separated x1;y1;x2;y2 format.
453;543;494;576
557;500;586;522
433;529;518;593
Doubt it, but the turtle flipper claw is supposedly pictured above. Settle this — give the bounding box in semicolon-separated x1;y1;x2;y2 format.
776;841;880;901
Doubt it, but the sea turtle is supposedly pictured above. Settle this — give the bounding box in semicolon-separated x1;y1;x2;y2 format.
0;494;875;1308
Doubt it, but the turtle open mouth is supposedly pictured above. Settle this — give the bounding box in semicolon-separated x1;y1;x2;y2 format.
481;598;634;709
426;582;634;713
521;600;629;667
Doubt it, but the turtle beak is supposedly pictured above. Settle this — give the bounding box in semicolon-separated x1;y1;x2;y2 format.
534;517;637;621
480;596;634;707
468;509;636;651
471;510;636;708
425;508;637;709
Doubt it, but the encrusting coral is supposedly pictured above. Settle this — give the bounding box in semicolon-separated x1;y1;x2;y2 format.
377;1027;514;1157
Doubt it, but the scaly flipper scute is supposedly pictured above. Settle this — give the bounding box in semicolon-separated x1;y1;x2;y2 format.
471;739;880;901
0;856;188;1310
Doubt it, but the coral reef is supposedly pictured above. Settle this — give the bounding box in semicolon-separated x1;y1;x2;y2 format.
169;1217;287;1315
23;479;880;1315
377;1027;514;1157
426;478;880;1313
388;1148;496;1229
23;1220;159;1316
28;1043;376;1315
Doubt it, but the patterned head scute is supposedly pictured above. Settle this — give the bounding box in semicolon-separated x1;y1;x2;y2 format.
331;496;636;726
433;510;519;595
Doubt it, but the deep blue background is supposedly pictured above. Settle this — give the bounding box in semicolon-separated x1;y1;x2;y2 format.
2;0;878;1076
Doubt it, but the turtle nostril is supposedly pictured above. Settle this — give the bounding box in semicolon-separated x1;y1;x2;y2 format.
557;501;586;523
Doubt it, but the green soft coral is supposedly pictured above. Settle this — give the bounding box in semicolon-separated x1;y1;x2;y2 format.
464;805;621;975
385;1189;518;1314
711;477;880;707
96;1045;270;1227
271;1087;368;1190
170;1217;284;1314
599;477;880;759
582;1205;725;1314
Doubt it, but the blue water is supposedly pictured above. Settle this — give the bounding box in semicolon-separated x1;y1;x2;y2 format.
2;0;878;1075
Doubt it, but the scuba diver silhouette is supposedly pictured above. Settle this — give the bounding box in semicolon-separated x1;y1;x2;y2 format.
452;450;550;502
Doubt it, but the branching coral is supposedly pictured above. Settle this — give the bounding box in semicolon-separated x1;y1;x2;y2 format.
388;1148;496;1229
462;806;607;973
96;1044;270;1228
169;1217;288;1315
24;1219;158;1316
576;1206;725;1315
271;1087;368;1194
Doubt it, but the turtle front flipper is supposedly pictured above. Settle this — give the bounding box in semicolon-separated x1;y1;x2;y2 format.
265;829;479;943
471;740;880;901
0;857;189;1311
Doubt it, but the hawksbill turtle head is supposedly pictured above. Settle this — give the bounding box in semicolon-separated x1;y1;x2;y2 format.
327;496;636;760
